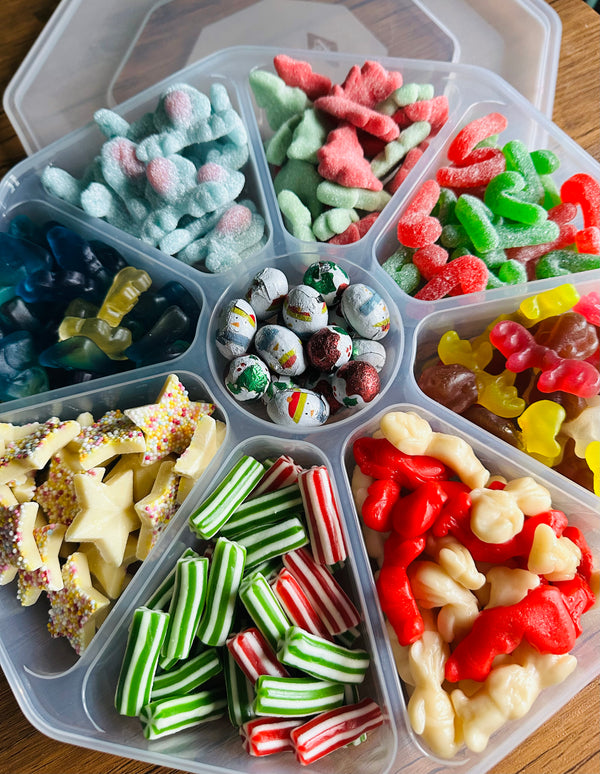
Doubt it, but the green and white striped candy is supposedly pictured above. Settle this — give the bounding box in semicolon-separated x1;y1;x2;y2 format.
220;483;303;539
278;626;370;684
145;548;199;611
254;676;345;717
239;571;290;651
162;556;209;661
197;537;246;646
234;515;308;569
243;555;283;581
140;688;227;740
151;647;222;701
223;648;256;727
115;606;169;717
189;455;265;538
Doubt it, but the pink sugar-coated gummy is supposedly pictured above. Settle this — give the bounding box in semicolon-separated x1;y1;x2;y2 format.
560;173;600;229
575;226;600;254
329;212;379;245
273;54;332;101
338;60;403;108
413;243;449;280
164;89;193;125
314;88;400;143
197;162;228;183
216;205;252;235
111;138;145;179
317;124;383;191
436;147;506;189
146;157;176;196
398;95;449;131
414;254;488;300
446;112;509;165
386;145;425;195
396;179;443;248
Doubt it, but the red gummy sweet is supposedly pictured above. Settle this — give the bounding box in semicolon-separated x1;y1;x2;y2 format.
396;179;442;248
314;86;400;142
329;212;379;244
575;226;600;254
506;202;578;276
436;147;506;189
560;173;600;229
386;145;426;195
414;254;488;300
339;60;403;108
447;112;509;165
412;243;449;279
273;54;332;100
573;291;600;326
396;95;449;132
317;123;383;191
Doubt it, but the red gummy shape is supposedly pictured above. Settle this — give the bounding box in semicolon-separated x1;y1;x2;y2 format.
328;212;379;244
339;60;403;108
395;95;449;132
314;87;400;142
391;481;448;539
560;173;600;229
361;478;401;532
353;436;449;488
317;123;383;191
444;584;578;682
386;145;426;195
447;112;509;165
414;255;488;300
377;553;424;646
396;179;442;248
436;147;506;189
506;202;578;273
573;291;600;326
575;226;600;254
412;243;449;280
273;54;332;101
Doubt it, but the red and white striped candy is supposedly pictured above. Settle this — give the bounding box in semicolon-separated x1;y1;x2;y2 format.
251;455;304;497
282;547;361;635
297;466;347;566
271;568;332;640
240;716;303;756
291;697;384;765
226;627;289;683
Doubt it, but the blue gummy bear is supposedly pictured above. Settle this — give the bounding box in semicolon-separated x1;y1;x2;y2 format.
38;336;132;375
122;280;199;330
0;232;53;279
15;268;94;305
124;306;192;365
0;330;49;401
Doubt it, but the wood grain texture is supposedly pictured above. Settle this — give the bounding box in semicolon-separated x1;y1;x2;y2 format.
0;1;598;773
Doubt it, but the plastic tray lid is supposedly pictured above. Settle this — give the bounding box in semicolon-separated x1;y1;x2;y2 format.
3;0;561;156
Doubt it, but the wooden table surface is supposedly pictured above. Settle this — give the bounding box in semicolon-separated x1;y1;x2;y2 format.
0;1;598;773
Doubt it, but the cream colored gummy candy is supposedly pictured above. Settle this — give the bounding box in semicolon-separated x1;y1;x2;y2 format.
17;523;66;606
408;560;479;643
0;419;81;486
484;566;540;609
135;459;180;560
451;644;577;753
173;415;218;479
502;477;552;515
380;411;489;489
469;487;524;544
407;628;459;759
426;535;486;591
527;523;582;581
66;469;139;567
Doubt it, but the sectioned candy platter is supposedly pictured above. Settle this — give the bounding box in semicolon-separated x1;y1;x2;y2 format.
0;45;599;774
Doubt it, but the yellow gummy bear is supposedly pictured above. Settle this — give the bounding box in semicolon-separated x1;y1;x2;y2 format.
517;400;566;459
517;283;579;327
585;440;600;496
96;267;152;327
58;316;133;359
438;331;525;418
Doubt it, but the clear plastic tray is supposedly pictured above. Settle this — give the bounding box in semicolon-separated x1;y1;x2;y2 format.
2;0;560;154
0;45;598;774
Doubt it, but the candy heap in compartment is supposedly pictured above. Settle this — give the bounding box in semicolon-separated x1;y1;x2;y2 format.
350;409;598;758
216;259;392;427
0;374;224;654
40;83;266;273
416;283;600;495
116;454;384;765
381;112;600;300
0;215;201;403
250;55;448;244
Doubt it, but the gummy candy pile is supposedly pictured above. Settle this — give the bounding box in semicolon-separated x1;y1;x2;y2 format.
41;83;266;273
351;410;598;758
417;284;600;495
0;215;200;402
250;55;448;244
383;113;600;299
0;374;224;655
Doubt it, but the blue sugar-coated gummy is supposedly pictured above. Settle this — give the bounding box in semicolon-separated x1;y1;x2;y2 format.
124;306;192;366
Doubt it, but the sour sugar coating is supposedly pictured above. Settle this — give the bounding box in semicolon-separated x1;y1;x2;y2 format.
278;625;370;684
291;697;384;765
140;688;227;740
115;606;170;716
162;556;208;661
298;465;347;566
253;675;345;717
226;627;289;682
189;455;265;538
196;536;246;646
282;547;361;635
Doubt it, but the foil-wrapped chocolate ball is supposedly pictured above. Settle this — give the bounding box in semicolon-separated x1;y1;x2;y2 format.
282;284;328;340
245;267;289;320
332;360;381;408
225;354;271;401
303;260;349;305
306;326;353;372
